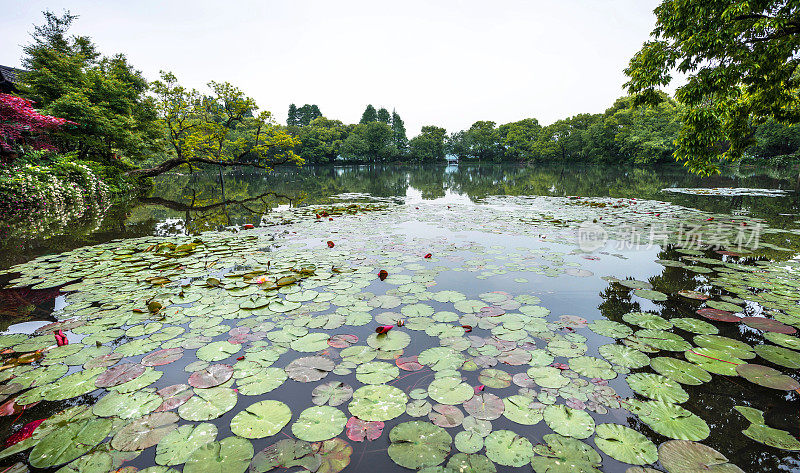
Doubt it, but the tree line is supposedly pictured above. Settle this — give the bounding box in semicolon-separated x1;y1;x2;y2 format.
283;94;800;166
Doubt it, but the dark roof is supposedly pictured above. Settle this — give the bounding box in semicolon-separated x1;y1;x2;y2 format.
0;65;25;84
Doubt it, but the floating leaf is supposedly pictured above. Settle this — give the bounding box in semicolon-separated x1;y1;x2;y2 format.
594;423;657;465
292;406;347;442
28;418;112;468
286;356;334;382
735;363;800;390
531;433;601;473
111;412;178;451
463;393;504;420
155;423;218;466
230;400;291;439
543;405;595;439
178;387;237;421
183;436;253;473
348;384;407;421
428;377;474;405
250;439;317;473
626;373;689;403
484;430;533;467
345;417;383;442
633;400;709;441
650;357;711;385
658;440;745;473
388;421;451;469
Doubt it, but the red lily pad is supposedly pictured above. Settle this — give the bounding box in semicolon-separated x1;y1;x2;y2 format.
155;384;194;412
345;417;384;442
741;317;797;334
188;364;234;388
328;334;358;348
696;308;739;322
142;348;184;366
396;356;424;371
95;363;146;388
736;364;800;390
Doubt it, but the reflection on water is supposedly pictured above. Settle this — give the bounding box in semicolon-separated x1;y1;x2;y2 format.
1;163;798;270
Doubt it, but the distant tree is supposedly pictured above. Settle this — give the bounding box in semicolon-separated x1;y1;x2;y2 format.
465;121;502;161
294;116;349;164
19;10;160;161
340;121;396;162
0;93;75;160
390;110;408;152
409;126;448;162
360;104;378;124
287;103;298;126
749;118;800;159
295;104;322;126
498;118;542;161
625;0;800;174
130;71;301;177
377;107;391;124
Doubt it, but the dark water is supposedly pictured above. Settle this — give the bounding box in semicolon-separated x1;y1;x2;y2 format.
1;163;800;473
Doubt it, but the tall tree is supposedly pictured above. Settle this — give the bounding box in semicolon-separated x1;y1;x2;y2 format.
465;121;502;161
360;104;378;124
0;93;75;160
625;0;800;174
409;126;448;162
499;118;542;161
390;109;408;152
19;10;160;161
377;107;391;124
287;103;298;126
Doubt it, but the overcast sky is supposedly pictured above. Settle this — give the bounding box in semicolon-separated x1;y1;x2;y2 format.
0;0;666;135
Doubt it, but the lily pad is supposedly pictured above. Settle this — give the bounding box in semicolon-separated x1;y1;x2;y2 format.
633;400;709;441
155;423;218;466
594;423;657;465
348;384;408;421
184;436;253;473
29;418;112;468
111;412;179;451
388;421;451;470
484;430;533;467
286;356;335;382
531;433;601;473
178;387;237;421
230;400;291;439
428;377;474;405
626;373;689;403
735;363;800;390
189;364;234;388
658;439;745;473
650;357;712;385
292;406;347;442
543;405;595;439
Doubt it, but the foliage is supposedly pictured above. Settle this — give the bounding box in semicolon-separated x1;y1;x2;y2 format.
409;126;448;162
134;71;301;177
19;11;160;162
360;104;378;124
287;104;322;127
625;0;800;174
0;93;75;158
340;121;398;162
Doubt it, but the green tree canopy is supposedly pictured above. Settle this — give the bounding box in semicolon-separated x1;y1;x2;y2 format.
130;71;301;177
409;125;448;162
19;10;160;162
391;110;407;151
360;104;378;124
625;0;800;174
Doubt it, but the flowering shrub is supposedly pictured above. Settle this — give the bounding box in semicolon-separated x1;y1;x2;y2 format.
0;157;110;240
0;93;75;157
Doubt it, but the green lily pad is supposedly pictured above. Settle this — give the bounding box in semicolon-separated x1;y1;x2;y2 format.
594;423;657;465
156;423;218;466
43;367;104;401
292;406;347;441
598;344;650;368
754;344;800;369
684;348;745;376
428;377;474;404
531;433;601;473
312;381;353;406
463;393;504;420
650;357;712;385
290;333;331;352
348;384;408;421
742;423;800;451
484;430;533;467
178;387;237;421
184;436;254;473
569;356;616;379
29;418;112;468
626;373;689;403
196;341;241;362
93;389;163;419
693;335;754;359
633;400;709;441
388;421;451;469
367;330;411;351
671;318;718;335
543;405;595;439
286;356;335;382
230;400;291;439
356;361;399;384
502;395;545;425
446;453;496;473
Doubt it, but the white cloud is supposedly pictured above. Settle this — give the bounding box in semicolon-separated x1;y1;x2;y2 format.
0;0;666;135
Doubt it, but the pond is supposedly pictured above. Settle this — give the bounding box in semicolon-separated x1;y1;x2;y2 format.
1;163;800;473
